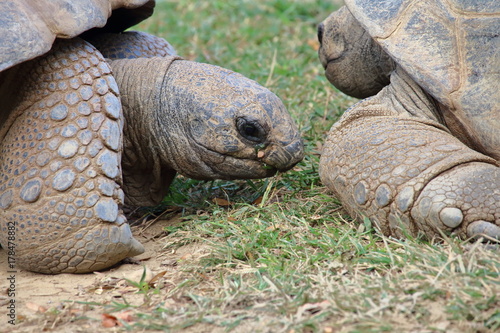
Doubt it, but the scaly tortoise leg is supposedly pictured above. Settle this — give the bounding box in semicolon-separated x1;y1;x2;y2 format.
320;69;500;241
0;38;143;274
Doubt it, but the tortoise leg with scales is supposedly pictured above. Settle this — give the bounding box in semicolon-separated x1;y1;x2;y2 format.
317;0;500;241
0;0;304;274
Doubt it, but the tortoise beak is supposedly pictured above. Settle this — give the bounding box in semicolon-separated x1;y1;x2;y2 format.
262;138;304;172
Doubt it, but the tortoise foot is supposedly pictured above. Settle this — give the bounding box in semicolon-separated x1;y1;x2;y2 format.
18;217;144;274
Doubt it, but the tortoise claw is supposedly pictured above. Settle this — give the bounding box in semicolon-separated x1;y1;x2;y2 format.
467;221;500;242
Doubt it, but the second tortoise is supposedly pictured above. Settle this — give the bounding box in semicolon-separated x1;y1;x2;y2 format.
317;0;500;241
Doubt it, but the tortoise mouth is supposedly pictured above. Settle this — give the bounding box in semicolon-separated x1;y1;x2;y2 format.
183;142;279;180
221;154;279;179
318;33;347;70
326;56;343;66
192;137;303;180
321;54;346;73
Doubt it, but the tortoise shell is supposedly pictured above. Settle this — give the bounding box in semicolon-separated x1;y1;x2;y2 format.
0;0;154;72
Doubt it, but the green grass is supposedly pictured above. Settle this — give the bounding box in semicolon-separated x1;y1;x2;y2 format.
17;0;500;332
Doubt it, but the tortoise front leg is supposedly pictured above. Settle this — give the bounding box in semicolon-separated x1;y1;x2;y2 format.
0;38;143;274
320;69;500;240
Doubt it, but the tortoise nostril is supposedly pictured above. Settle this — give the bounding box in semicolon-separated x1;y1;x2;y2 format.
317;23;324;44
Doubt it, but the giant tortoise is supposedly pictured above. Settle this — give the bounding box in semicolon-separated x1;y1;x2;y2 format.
317;0;499;241
0;0;304;274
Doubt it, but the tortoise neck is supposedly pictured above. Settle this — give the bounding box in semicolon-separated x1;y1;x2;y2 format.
109;56;181;206
110;56;180;161
387;67;443;122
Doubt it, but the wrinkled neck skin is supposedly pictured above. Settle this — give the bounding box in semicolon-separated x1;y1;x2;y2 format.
383;67;445;124
111;57;227;206
110;57;181;206
341;66;447;129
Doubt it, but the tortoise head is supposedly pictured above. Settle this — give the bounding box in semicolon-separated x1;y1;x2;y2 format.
159;60;304;180
318;6;395;99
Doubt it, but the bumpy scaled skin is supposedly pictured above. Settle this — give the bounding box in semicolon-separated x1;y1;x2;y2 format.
320;69;500;240
318;1;500;241
0;39;144;273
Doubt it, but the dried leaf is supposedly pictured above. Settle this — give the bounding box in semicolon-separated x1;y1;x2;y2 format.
101;311;134;327
253;196;263;205
25;302;47;313
101;313;118;327
149;270;167;287
213;198;232;206
196;271;209;280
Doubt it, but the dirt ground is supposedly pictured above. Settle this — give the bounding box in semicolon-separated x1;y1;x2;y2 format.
0;215;223;333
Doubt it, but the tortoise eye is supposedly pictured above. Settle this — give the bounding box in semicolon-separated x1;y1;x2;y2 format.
243;124;257;136
236;117;266;143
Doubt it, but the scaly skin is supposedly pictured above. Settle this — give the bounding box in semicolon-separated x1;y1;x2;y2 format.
87;32;182;206
0;39;144;273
